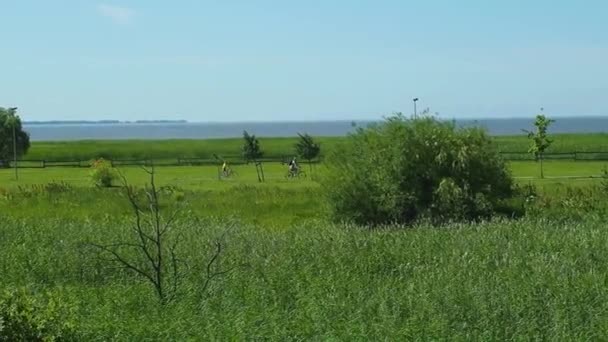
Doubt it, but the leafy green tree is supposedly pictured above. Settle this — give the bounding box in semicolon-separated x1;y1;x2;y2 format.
0;107;30;167
242;130;265;182
322;113;514;226
294;133;321;173
524;113;555;179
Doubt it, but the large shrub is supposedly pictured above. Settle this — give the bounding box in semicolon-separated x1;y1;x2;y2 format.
322;114;514;225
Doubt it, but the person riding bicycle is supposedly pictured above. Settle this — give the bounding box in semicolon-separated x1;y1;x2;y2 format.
288;157;298;174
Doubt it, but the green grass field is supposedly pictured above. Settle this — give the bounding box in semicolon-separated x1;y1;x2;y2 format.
25;137;343;161
0;163;317;189
2;160;606;189
2;136;608;339
23;133;608;161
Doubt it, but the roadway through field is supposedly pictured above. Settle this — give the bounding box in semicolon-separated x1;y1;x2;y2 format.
0;160;606;189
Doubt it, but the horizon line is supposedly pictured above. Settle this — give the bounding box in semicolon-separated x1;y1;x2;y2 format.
23;114;608;125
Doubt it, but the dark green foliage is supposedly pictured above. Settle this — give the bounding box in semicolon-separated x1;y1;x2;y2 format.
294;133;320;162
0;107;31;166
0;288;77;341
242;131;265;182
295;133;320;174
241;131;263;162
323;113;514;225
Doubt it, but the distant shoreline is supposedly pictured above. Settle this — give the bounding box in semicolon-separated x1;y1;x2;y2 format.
20;117;608;141
23;115;608;126
24;120;189;125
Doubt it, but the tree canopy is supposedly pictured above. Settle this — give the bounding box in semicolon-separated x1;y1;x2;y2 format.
242;130;265;182
241;130;263;161
0;107;31;165
294;133;320;162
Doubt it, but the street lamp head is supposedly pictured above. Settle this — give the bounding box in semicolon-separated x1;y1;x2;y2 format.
413;98;419;102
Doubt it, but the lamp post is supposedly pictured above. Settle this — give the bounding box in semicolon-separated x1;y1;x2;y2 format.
413;98;419;119
9;107;18;180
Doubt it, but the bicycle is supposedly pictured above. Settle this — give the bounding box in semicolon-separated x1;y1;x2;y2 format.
285;168;307;180
220;168;238;179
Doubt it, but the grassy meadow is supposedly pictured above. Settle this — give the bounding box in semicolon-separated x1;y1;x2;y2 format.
24;133;608;161
1;159;606;193
25;137;342;161
3;214;608;340
2;134;608;339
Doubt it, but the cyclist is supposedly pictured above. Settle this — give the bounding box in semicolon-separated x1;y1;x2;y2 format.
222;160;229;176
288;157;299;175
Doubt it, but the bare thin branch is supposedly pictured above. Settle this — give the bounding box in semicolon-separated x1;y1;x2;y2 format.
88;242;157;286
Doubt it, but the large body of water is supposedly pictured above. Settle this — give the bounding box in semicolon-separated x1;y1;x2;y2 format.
24;117;608;141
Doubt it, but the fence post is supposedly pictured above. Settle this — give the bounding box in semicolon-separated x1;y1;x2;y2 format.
42;160;46;168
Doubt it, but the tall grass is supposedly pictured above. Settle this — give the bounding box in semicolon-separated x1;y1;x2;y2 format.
25;137;343;161
2;214;608;339
24;133;608;161
3;170;608;339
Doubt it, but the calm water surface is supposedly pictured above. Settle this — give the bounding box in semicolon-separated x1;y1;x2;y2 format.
24;117;608;141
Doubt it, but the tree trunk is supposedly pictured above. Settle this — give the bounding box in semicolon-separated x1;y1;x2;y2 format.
259;162;265;182
253;159;262;182
540;153;544;179
308;159;314;180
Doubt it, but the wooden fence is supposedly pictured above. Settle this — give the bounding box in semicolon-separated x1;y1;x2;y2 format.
498;151;608;161
6;155;297;169
5;151;608;169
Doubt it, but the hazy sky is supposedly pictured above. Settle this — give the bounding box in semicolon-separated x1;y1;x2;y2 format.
1;1;607;122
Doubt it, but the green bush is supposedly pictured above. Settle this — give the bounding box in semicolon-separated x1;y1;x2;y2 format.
90;158;116;188
322;114;514;225
0;288;77;341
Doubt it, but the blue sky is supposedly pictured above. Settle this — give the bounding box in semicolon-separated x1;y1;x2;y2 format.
1;1;607;122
